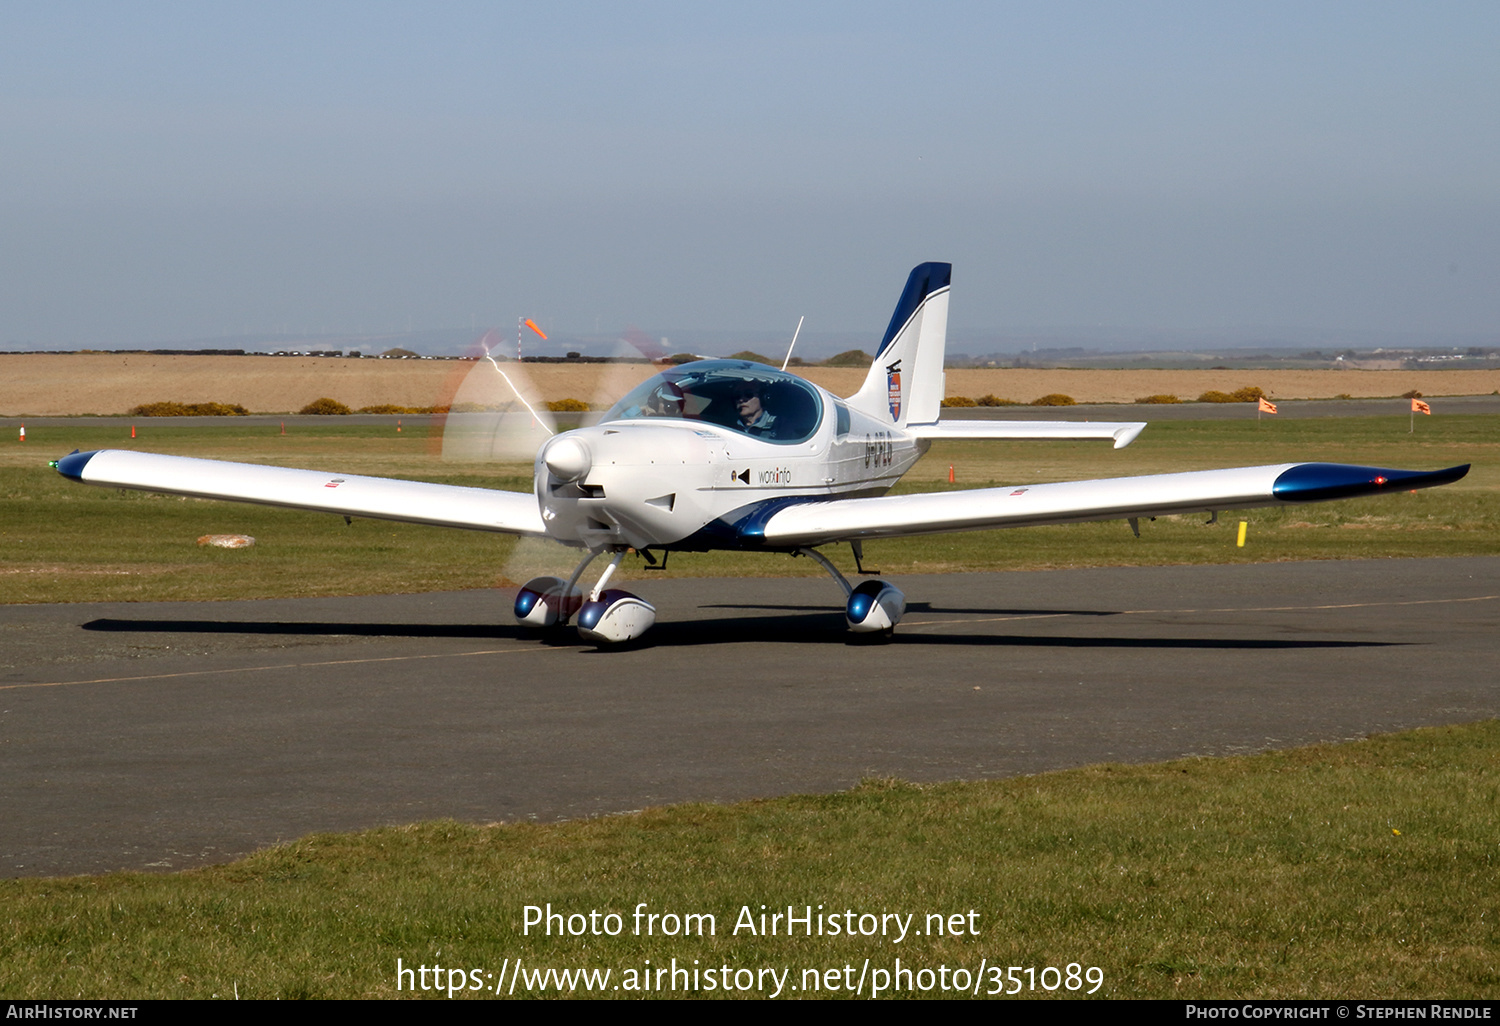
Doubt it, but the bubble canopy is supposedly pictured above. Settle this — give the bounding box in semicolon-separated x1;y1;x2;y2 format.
602;360;824;444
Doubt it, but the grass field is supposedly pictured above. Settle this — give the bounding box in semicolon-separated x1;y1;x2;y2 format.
1;721;1496;999
2;413;1496;604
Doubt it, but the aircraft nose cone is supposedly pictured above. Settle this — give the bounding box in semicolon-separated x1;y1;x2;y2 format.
544;437;592;482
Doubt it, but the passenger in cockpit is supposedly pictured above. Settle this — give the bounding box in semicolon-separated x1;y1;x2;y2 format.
733;383;777;438
641;384;685;418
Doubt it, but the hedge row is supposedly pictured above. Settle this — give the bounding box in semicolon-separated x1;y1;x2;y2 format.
941;394;1042;408
129;401;249;417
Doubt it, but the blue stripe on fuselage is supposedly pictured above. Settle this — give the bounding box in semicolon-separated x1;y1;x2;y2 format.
669;495;825;552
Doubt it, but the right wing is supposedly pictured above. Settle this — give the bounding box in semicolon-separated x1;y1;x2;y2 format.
757;462;1470;546
56;449;548;536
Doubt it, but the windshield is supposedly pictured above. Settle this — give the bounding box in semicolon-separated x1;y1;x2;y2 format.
602;360;824;444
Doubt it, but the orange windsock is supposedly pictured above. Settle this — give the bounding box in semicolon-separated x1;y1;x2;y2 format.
524;318;548;340
1258;397;1278;414
1411;398;1431;415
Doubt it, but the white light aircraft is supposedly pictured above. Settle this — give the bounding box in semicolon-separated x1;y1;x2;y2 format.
57;263;1469;644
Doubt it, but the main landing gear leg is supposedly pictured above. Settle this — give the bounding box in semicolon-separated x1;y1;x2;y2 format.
561;549;603;622
513;549;600;629
797;547;905;636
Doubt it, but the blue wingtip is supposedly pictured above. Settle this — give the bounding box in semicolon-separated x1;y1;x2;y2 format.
1273;463;1470;503
55;449;99;481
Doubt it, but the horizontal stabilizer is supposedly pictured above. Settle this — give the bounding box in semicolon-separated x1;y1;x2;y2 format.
56;450;547;536
911;420;1146;449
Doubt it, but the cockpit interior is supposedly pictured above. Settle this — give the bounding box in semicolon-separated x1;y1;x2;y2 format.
603;360;824;444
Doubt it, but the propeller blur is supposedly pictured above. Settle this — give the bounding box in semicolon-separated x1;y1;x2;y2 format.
56;263;1470;645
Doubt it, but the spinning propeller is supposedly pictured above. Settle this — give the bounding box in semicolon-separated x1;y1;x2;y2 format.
436;327;557;463
431;323;672;641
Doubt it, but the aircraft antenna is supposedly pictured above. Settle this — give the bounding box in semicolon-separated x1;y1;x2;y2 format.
781;315;805;371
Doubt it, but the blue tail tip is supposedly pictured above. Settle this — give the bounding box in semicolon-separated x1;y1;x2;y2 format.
878;262;953;354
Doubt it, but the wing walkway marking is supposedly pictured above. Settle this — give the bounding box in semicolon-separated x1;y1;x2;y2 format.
901;594;1499;630
1;645;564;692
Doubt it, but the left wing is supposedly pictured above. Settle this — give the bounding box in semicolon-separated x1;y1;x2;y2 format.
55;449;548;535
759;462;1469;546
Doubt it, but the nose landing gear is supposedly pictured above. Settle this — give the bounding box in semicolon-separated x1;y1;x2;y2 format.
516;549;656;645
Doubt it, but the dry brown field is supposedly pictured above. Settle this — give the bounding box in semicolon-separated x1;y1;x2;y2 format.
3;352;1498;416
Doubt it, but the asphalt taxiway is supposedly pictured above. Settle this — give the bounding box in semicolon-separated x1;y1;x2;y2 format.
3;556;1497;878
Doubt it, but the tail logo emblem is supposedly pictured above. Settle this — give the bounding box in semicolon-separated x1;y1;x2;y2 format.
886;359;903;420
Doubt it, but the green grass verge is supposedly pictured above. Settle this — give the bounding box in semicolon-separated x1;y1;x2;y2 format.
2;415;1495;603
2;721;1496;999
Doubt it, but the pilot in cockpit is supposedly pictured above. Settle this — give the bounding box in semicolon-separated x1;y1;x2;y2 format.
733;382;777;437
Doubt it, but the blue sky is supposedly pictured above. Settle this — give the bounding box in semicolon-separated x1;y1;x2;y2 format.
2;2;1496;349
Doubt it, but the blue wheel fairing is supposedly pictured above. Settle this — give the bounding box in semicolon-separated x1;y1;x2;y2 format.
846;580;886;625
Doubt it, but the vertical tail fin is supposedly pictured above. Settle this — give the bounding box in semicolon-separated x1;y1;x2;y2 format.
847;262;951;427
